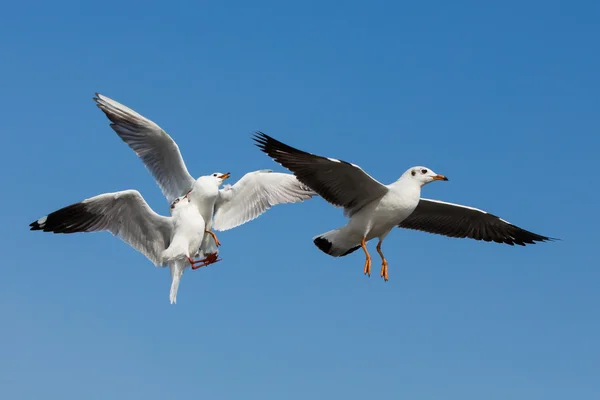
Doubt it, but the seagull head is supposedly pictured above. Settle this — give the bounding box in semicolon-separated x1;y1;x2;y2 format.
204;172;231;186
170;195;187;212
405;166;448;186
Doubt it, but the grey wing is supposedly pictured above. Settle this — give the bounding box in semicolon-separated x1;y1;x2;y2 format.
253;131;388;217
212;170;315;231
30;190;173;265
94;93;195;203
398;198;554;246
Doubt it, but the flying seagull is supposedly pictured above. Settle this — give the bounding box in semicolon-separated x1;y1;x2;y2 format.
30;189;214;304
93;93;315;260
253;131;553;281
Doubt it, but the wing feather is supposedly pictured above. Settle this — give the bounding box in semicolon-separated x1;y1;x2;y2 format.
94;93;195;203
398;198;554;246
212;170;315;231
253;131;388;216
30;190;173;265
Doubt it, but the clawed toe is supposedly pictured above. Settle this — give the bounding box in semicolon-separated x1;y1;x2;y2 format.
363;258;371;277
380;260;389;282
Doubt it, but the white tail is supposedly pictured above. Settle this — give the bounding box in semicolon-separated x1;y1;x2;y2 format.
169;262;185;304
312;228;361;257
161;244;187;265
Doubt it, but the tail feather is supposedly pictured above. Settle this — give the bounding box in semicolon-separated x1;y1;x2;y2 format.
313;228;360;257
169;263;185;304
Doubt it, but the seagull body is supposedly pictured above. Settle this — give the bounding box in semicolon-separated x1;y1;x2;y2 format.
30;189;214;304
253;132;553;281
317;173;422;257
94;94;315;260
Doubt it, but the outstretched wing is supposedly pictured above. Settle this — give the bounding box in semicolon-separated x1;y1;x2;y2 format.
212;170;315;231
398;198;554;246
94;93;195;203
30;190;173;265
253;131;388;217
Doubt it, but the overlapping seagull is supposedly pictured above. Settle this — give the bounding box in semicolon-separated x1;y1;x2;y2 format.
30;189;212;304
93;94;315;261
253;132;553;281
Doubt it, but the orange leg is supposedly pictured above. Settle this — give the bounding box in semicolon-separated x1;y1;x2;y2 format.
376;240;389;282
361;237;371;277
205;230;221;247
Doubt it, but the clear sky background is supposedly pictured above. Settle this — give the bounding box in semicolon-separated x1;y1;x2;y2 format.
1;1;598;399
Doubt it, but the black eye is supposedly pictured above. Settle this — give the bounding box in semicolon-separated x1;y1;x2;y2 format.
421;169;428;174
411;170;416;176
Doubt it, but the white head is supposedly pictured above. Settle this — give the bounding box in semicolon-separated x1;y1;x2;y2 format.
171;196;189;214
196;172;231;187
169;194;190;214
403;166;448;187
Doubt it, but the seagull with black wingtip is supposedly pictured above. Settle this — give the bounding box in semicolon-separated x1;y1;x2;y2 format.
253;132;554;281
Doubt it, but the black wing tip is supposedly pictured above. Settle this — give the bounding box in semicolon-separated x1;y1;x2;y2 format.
251;131;267;140
491;230;556;246
533;236;559;244
252;130;269;139
501;235;556;246
314;236;332;254
251;131;274;151
251;131;286;146
28;203;95;234
29;220;42;231
251;131;309;160
505;223;558;245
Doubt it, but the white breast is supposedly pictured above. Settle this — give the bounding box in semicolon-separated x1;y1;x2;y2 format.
190;180;220;223
172;205;206;255
361;184;421;240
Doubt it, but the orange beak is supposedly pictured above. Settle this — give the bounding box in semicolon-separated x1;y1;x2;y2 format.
432;174;448;181
219;172;231;180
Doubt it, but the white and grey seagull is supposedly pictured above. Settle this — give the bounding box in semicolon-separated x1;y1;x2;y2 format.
253;132;553;281
30;189;214;304
93;93;315;261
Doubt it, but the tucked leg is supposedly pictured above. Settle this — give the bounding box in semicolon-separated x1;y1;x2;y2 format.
188;254;222;270
200;252;221;266
205;230;221;247
376;240;389;282
191;257;222;270
187;256;206;269
361;237;371;277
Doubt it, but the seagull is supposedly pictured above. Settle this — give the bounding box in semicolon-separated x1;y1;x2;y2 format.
30;189;215;304
93;93;315;260
253;131;553;281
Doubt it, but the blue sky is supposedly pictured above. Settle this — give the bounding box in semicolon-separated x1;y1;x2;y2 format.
1;1;599;399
